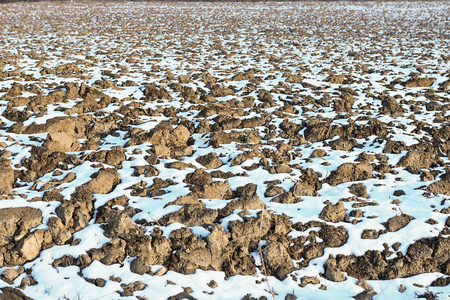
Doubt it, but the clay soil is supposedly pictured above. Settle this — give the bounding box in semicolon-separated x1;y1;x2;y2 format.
0;1;449;299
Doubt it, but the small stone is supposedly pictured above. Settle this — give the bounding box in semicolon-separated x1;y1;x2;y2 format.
285;294;297;300
348;183;368;198
207;280;218;289
392;242;401;251
319;201;346;223
350;209;364;218
361;229;379;239
276;165;292;173
324;266;346;282
384;214;414;232
310;149;326;158
300;276;320;287
196;152;223;169
82;168;121;194
155;266;167;276
353;290;377;300
393;190;405;197
130;258;150;275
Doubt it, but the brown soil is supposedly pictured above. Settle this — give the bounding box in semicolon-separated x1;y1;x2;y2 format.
0;1;448;299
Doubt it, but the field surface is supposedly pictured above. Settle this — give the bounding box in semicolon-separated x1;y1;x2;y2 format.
0;1;450;299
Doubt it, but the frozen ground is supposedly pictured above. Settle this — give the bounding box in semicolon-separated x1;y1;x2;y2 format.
0;1;449;299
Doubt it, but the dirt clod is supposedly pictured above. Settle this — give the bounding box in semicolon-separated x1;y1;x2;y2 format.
319;201;346;223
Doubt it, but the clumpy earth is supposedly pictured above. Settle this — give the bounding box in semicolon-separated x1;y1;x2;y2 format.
0;1;449;299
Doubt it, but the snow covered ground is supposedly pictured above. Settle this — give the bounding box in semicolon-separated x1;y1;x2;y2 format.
0;1;449;299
